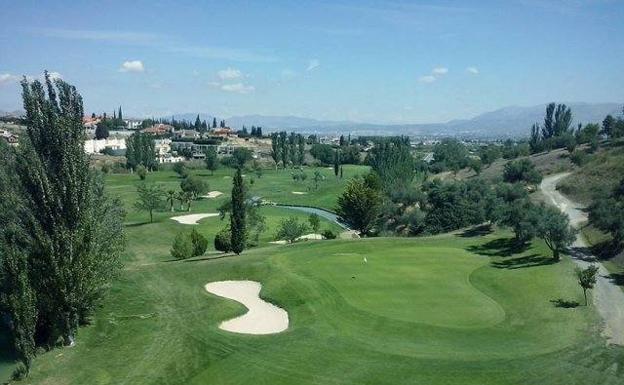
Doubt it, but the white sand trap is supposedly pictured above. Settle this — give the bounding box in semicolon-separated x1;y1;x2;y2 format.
170;213;219;225
269;240;288;245
201;191;223;199
291;191;308;195
204;280;288;335
269;233;323;244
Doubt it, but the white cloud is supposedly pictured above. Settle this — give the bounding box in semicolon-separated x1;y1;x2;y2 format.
119;60;145;73
48;71;62;80
0;73;19;86
217;68;243;80
221;82;255;94
466;66;479;74
432;67;448;75
418;75;436;83
306;59;320;71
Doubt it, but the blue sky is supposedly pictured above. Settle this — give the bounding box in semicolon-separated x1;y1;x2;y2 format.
0;0;623;123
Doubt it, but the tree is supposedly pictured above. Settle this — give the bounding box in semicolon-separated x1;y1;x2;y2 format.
275;217;309;243
368;138;415;190
576;265;599;306
602;115;616;138
543;102;556;139
279;131;288;167
312;169;324;190
0;73;125;369
135;183;165;223
536;204;577;261
232;147;252;168
469;158;482;175
166;189;177;212
95;121;109;139
333;150;340;177
336;178;381;235
212;117;217;129
270;132;280;169
118;106;123;120
529;123;543;153
180;175;208;200
503;159;542;185
194;114;201;130
135;165;146;180
126;132;156;171
431;138;468;173
297;134;305;165
214;227;232;252
172;162;187;178
230;168;246;254
204;146;218;175
589;178;624;246
190;228;208;256
308;213;321;233
309;143;335;165
171;231;194;260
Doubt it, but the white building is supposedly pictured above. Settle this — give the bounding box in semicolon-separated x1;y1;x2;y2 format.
154;138;172;156
84;138;126;154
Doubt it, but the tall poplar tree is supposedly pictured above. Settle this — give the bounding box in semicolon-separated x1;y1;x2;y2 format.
0;73;125;372
230;167;246;254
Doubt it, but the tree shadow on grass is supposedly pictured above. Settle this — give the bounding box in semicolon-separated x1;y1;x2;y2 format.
606;272;624;287
467;237;529;257
456;224;493;238
491;254;556;269
550;298;580;308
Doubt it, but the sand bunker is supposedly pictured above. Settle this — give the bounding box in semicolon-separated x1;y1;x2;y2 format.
204;280;288;335
201;191;223;199
291;191;308;195
170;213;219;225
269;233;323;244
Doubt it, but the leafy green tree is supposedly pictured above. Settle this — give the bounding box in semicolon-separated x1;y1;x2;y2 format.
232;147;252;168
126;132;156;170
432;138;468;173
136;164;147;180
135;183;165;223
275;217;309;243
166;189;177;212
309;213;321;233
310;143;335;165
95;121;109;139
270;132;280;169
479;144;502;166
230;168;246;254
171;231;194;260
279;131;288;167
204;146;218;175
336;178;381;235
368;138;414;190
503;159;542;185
172;161;187;178
190;228;208;256
576;123;600;144
297;134;305;165
214;227;232;252
529;123;543;153
576;265;599;306
602;115;616;138
536;204;577;261
312;169;324;190
180;175;208;200
0;74;125;367
469;158;482;175
589;178;624;246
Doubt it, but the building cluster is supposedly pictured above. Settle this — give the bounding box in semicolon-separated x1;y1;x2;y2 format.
0;129;19;146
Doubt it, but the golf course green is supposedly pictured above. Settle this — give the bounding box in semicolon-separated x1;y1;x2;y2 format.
4;166;624;384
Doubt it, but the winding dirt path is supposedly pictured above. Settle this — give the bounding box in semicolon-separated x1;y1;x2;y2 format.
541;173;624;345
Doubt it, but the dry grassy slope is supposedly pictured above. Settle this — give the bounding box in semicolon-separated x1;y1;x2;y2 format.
558;141;624;205
433;147;575;182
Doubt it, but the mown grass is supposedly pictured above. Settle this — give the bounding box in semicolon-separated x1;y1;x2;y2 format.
10;231;624;385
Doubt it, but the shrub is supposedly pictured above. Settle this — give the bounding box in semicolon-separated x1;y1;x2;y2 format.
322;229;337;239
171;231;193;259
214;228;232;252
275;217;308;243
190;228;208;257
101;163;111;174
12;363;28;381
136;164;147;180
570;150;587;166
503;159;542;185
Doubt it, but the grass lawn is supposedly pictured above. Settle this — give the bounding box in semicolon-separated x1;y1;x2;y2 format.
9;230;624;385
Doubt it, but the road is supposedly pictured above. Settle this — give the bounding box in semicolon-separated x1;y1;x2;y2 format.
541;173;624;345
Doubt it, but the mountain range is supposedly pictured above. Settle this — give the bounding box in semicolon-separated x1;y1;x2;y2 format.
170;103;621;138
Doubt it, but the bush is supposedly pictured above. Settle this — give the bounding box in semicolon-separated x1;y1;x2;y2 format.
570;150;587;167
101;163;111;174
503;159;542;185
190;228;208;257
172;162;188;178
12;363;28;381
321;229;337;239
214;228;232;252
171;231;194;259
136;164;147;180
275;217;308;243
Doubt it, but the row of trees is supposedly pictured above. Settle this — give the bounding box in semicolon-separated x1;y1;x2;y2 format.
0;74;124;374
270;131;306;168
126;132;157;170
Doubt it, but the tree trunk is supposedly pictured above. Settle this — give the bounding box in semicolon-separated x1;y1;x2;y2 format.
149;210;153;223
583;288;588;306
553;248;560;261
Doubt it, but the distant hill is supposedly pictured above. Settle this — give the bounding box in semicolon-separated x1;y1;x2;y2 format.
162;102;623;138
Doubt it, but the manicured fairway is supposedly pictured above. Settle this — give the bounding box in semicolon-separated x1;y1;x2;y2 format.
12;232;624;385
